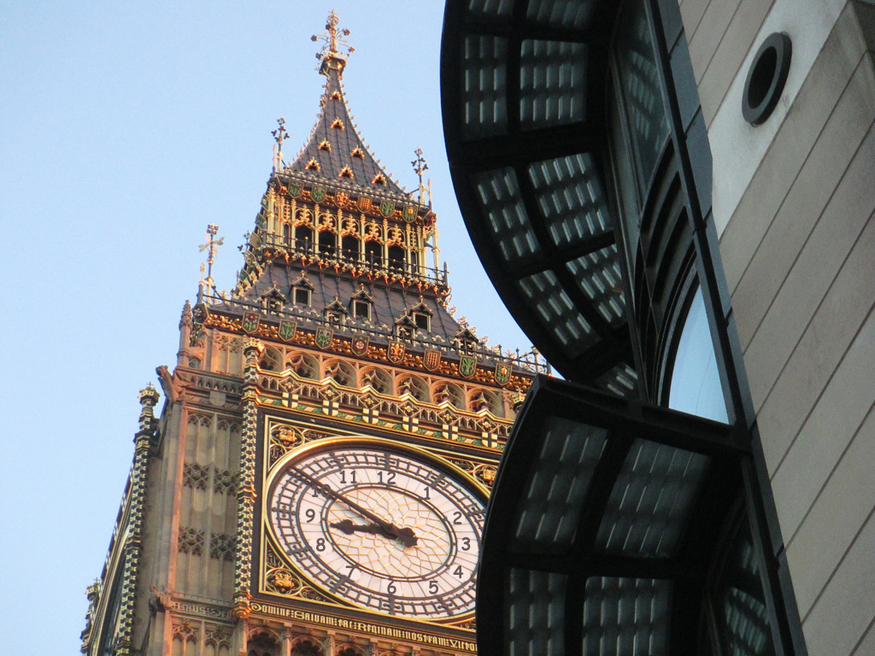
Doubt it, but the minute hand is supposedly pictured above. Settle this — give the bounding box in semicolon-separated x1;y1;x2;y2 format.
287;465;417;547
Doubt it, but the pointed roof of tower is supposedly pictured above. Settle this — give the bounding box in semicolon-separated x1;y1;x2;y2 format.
284;12;407;199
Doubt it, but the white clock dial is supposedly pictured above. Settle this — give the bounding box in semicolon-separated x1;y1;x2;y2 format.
267;441;485;619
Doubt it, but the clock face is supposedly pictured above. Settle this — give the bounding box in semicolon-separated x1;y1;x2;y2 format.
267;440;485;620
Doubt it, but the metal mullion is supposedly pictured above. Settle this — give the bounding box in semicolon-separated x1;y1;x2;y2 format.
451;125;603;170
535;377;745;457
587;552;693;581
643;0;743;428
741;458;803;656
569;425;633;561
568;338;632;384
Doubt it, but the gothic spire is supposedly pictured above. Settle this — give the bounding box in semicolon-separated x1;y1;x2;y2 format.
285;12;407;197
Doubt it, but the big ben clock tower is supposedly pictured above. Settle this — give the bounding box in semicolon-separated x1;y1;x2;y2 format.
80;13;542;656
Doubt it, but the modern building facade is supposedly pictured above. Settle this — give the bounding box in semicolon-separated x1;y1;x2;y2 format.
80;14;541;656
440;1;875;655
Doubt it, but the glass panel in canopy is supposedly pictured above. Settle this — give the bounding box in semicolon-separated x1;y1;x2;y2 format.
566;244;626;327
525;0;597;29
520;40;586;129
595;438;710;558
467;0;513;17
475;168;541;263
462;35;509;139
528;153;611;248
508;569;567;656
512;416;607;552
613;0;670;195
517;270;596;357
582;577;671;656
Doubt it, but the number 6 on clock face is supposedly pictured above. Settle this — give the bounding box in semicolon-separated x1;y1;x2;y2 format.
267;440;486;620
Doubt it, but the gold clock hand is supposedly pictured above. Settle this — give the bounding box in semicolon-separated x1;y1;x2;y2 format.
288;465;418;547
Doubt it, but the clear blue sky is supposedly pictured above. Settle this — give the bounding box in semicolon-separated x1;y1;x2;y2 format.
0;2;531;652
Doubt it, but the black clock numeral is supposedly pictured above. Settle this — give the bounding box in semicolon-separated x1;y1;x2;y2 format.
452;510;463;525
316;538;326;552
460;537;471;551
377;470;397;485
387;581;397;595
428;580;439;594
304;508;316;522
339;469;357;485
423;486;430;500
453;565;464;578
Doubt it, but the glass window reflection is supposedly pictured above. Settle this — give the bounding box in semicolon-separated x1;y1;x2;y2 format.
669;286;728;422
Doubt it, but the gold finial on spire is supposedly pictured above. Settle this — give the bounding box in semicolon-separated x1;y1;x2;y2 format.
312;11;354;76
411;148;432;207
197;224;224;302
271;117;289;172
272;117;288;149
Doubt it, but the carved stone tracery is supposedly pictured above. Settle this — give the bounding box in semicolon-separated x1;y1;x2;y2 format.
171;620;199;643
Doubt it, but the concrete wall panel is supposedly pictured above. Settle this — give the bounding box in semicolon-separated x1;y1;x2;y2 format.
785;407;875;616
800;509;875;656
731;64;875;351
769;308;875;541
679;0;710;39
719;7;867;294
756;211;875;471
688;0;742;81
697;0;775;124
742;120;875;407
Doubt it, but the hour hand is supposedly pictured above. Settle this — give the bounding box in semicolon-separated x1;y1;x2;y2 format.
331;519;418;548
331;519;381;536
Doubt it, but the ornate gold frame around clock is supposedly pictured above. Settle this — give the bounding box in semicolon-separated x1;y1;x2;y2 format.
256;418;492;628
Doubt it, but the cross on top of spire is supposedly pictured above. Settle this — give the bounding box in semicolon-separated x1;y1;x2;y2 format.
312;11;354;76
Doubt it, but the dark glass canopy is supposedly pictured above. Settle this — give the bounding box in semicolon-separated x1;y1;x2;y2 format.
441;2;800;655
441;0;632;389
480;375;750;656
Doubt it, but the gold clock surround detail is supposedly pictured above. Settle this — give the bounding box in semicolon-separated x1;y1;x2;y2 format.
258;421;491;625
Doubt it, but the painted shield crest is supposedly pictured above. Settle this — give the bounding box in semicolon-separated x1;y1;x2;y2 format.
288;180;303;197
357;195;372;212
311;185;326;203
423;349;442;372
335;191;349;207
380;199;395;218
242;312;260;335
388;341;405;363
459;355;477;379
494;362;512;386
351;335;369;356
278;320;297;342
403;204;417;223
191;303;209;324
315;326;333;349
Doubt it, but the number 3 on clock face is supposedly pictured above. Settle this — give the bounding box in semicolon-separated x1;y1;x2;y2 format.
267;440;486;620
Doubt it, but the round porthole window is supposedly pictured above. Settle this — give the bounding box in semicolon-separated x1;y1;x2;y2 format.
742;32;792;126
